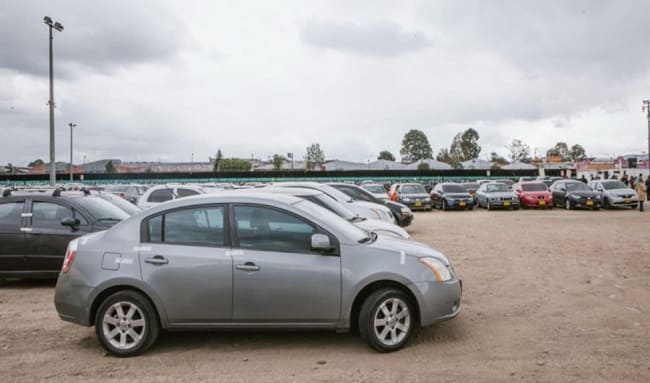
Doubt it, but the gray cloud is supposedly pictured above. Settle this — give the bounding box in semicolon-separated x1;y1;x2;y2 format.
300;19;431;57
0;1;191;79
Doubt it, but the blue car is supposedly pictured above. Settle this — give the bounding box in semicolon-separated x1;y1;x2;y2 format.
431;183;476;211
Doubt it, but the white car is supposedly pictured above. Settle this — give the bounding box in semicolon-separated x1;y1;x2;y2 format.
259;187;409;239
137;184;205;210
272;182;395;223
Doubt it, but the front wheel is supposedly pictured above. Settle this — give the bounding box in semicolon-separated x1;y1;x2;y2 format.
565;199;572;210
359;289;415;352
442;200;448;211
95;290;160;357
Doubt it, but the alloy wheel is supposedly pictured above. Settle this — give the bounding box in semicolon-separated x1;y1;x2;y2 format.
373;298;410;347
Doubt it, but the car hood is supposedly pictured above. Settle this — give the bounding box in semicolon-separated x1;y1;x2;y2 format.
568;190;599;197
355;219;409;239
346;200;393;222
520;191;551;197
367;235;448;263
444;192;472;198
603;188;636;195
484;192;516;198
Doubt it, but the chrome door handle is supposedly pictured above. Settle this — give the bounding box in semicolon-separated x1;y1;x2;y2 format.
145;255;169;265
236;262;260;272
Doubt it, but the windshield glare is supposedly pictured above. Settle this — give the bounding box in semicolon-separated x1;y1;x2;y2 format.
521;183;547;192
310;194;357;221
99;194;140;215
402;184;426;194
73;196;130;221
602;181;626;190
566;182;590;191
442;184;466;193
293;200;367;242
486;184;509;192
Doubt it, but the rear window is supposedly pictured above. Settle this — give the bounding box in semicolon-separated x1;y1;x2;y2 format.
73;196;130;221
363;185;385;194
177;188;201;197
148;189;175;203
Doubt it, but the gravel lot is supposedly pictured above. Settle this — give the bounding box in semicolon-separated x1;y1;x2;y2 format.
1;208;649;382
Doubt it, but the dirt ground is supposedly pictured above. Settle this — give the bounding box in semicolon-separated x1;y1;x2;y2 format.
1;208;649;382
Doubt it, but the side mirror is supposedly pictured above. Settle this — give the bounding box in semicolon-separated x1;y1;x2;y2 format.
61;216;81;231
311;233;333;251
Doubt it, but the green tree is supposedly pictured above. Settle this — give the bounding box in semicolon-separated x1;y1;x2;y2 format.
546;142;570;160
449;128;481;162
417;162;430;171
271;154;286;170
28;159;44;167
219;158;252;171
304;143;325;170
506;139;531;163
213;149;223;171
105;160;116;173
377;150;395;161
400;129;433;162
569;144;587;162
436;148;460;168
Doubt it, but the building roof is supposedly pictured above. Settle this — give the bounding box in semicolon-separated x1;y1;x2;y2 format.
500;161;537;170
461;159;491;170
404;159;453;170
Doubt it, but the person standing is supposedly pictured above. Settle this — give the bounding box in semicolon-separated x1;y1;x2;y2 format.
636;175;647;212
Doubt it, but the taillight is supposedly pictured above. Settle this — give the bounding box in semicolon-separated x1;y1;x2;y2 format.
62;239;78;273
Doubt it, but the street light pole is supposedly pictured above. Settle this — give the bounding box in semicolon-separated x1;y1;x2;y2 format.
44;16;63;186
69;122;76;182
641;100;650;177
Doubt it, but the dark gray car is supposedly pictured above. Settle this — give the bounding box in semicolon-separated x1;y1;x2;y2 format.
54;193;461;356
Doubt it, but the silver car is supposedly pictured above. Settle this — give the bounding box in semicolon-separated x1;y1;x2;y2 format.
476;182;520;210
54;193;461;356
589;180;638;209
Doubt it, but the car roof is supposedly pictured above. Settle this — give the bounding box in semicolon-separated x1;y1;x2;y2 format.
256;187;322;197
143;192;304;213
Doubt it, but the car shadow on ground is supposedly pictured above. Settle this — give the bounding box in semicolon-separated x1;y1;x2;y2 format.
0;279;56;289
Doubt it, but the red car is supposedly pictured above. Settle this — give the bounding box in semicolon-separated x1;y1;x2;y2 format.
514;181;553;208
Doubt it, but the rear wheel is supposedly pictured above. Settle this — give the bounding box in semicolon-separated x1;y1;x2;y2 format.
95;290;160;357
565;199;572;210
487;200;492;210
442;200;448;211
603;197;610;209
359;289;415;352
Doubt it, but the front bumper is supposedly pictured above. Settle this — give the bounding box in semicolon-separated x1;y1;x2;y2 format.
488;199;520;209
609;196;639;207
396;213;414;227
571;197;600;209
446;199;475;209
412;279;462;327
521;198;552;208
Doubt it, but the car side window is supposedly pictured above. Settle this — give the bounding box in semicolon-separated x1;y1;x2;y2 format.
234;205;316;253
177;188;200;198
0;202;24;227
32;202;75;229
148;189;175;203
147;206;225;246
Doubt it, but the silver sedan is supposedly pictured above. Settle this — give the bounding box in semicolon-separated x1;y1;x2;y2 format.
54;193;461;356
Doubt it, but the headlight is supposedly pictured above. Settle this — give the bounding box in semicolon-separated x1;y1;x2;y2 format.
371;209;382;219
571;195;581;200
418;257;452;282
400;207;411;215
595;195;601;200
424;198;431;202
402;198;411;202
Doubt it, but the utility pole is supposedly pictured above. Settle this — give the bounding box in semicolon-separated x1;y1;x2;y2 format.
641;100;650;177
69;122;76;182
44;16;64;186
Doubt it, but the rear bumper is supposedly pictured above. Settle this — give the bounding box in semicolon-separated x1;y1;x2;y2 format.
411;280;462;327
54;272;94;326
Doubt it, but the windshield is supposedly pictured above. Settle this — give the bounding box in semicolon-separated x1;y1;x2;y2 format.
442;184;465;193
463;183;479;190
566;182;590;191
72;196;130;221
104;185;128;192
601;181;627;190
363;185;386;194
98;193;140;215
306;194;357;221
402;184;426;194
521;183;547;192
485;183;509;192
293;200;367;242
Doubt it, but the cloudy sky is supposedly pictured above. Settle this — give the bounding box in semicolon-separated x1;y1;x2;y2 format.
1;0;649;167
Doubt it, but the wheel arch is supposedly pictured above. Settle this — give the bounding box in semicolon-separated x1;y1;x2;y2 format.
88;280;167;327
348;279;421;333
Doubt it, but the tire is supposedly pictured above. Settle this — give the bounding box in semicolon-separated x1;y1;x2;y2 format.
603;197;610;209
442;200;448;211
565;199;572;210
95;290;160;357
358;289;415;353
487;200;492;211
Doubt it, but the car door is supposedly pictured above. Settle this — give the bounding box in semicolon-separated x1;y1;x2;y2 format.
139;205;232;324
0;199;27;273
24;199;90;272
230;204;341;323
